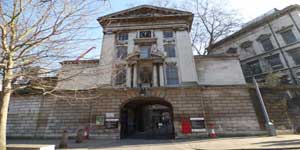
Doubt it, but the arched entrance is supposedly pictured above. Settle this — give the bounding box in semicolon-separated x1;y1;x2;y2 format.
120;97;174;139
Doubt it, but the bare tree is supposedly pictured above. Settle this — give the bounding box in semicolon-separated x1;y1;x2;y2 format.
149;0;242;55
0;0;106;149
184;0;242;55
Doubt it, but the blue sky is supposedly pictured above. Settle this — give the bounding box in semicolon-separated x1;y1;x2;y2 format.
80;0;300;60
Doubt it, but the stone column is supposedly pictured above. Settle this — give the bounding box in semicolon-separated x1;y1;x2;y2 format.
126;65;131;87
159;64;164;86
133;64;137;87
152;64;158;87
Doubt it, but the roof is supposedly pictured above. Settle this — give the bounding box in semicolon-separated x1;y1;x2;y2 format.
97;5;193;27
60;59;99;65
208;4;300;50
194;54;239;60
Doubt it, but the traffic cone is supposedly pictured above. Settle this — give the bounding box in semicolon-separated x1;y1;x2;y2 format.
209;124;217;138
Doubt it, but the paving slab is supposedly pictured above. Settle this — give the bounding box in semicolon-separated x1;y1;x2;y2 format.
7;134;300;150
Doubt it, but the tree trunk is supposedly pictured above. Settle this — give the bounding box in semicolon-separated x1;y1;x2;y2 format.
0;87;11;150
0;55;14;150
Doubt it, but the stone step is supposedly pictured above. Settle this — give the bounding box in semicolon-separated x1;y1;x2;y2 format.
7;144;55;150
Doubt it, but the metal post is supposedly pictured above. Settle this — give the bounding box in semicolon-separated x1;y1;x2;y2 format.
253;77;277;136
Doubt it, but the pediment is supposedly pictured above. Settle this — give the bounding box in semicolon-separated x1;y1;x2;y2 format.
99;5;192;20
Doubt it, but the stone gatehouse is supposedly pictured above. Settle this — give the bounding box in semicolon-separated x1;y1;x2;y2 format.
6;5;300;140
8;86;264;139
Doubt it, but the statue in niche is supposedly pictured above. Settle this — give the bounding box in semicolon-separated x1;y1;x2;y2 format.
140;67;152;84
151;44;158;53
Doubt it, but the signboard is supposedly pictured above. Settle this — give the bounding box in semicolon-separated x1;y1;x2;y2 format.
95;116;104;125
190;117;206;132
105;113;115;118
105;118;119;129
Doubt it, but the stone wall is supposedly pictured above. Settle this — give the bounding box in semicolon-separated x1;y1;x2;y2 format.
194;55;246;86
7;86;263;139
249;87;300;134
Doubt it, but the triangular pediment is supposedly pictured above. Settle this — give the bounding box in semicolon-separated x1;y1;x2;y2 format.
99;5;192;20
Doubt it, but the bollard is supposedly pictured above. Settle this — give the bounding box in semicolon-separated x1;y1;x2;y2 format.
75;129;84;143
58;130;68;148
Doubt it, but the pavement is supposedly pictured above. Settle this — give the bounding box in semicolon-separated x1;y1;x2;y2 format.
7;134;300;150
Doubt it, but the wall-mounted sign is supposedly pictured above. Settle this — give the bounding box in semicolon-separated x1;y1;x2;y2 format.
190;117;206;132
96;116;104;125
105;113;115;118
105;118;119;129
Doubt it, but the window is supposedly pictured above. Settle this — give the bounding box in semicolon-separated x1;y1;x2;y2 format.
245;60;262;75
163;31;173;38
240;41;256;55
118;32;128;41
116;46;127;59
166;64;179;85
226;47;238;54
257;34;274;52
115;69;126;85
288;49;300;65
260;38;274;52
280;29;297;45
164;44;176;57
139;31;152;38
265;54;284;70
139;46;151;58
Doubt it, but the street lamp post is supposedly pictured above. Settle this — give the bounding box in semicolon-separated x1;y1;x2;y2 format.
253;77;277;136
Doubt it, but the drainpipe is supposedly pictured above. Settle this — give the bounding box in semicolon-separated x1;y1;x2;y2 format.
267;23;298;85
253;77;277;136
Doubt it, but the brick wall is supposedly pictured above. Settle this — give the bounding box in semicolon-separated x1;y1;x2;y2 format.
7;86;263;139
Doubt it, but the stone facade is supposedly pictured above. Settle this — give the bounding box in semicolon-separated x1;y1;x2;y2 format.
209;5;300;84
7;86;263;139
56;5;246;90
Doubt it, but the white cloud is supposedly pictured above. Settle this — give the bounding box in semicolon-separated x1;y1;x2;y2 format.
229;0;300;21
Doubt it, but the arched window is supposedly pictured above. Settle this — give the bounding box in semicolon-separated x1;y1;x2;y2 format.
257;34;274;51
240;41;256;55
226;47;238;54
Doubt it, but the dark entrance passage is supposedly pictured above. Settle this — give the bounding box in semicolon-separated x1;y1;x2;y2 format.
120;98;174;139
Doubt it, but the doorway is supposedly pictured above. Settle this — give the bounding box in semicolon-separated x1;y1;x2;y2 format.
120;98;174;139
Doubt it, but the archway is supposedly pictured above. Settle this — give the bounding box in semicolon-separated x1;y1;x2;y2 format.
120;97;174;139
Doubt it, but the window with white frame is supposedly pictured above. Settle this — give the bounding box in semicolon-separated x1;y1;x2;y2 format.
288;49;300;65
163;31;173;38
116;46;128;59
139;31;152;38
280;29;297;45
257;34;274;52
244;60;262;75
115;69;126;85
166;64;179;85
164;44;176;57
117;32;128;41
240;41;256;55
265;54;284;70
139;46;151;58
